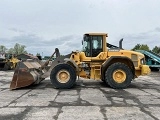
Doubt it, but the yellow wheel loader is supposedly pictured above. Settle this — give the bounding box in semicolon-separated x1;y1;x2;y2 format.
0;53;19;70
10;33;150;90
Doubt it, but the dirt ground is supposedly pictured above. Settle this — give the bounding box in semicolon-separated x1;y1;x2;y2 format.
0;70;160;120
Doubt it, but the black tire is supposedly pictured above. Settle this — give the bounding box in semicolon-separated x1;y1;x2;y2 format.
50;63;76;89
3;63;10;71
105;62;133;89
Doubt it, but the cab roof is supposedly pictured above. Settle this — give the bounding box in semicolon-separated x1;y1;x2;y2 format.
85;33;108;37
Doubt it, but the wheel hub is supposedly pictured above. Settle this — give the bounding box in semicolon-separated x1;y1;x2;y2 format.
113;69;126;83
56;70;70;83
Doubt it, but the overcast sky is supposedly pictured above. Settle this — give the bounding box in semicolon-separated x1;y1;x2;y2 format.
0;0;160;56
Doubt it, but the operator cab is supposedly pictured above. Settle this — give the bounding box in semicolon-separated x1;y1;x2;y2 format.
82;34;104;57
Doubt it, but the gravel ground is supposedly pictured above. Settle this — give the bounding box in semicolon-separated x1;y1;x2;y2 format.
0;70;160;120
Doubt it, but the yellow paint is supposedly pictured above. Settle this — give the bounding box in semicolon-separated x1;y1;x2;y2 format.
113;70;126;83
56;70;70;83
141;65;151;75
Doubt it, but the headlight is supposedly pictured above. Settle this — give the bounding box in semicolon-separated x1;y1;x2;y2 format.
140;58;145;65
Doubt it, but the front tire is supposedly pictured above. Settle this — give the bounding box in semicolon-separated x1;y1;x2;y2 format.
105;62;133;89
50;63;76;89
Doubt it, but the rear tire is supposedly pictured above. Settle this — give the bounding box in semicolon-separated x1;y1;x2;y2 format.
105;62;133;89
50;63;76;89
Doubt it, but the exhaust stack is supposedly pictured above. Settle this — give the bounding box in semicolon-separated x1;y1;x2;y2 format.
119;38;123;49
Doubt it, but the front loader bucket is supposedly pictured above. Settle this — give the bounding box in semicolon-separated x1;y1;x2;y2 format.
10;60;42;90
10;48;71;90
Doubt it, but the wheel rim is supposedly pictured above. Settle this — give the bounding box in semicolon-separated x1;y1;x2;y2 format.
56;69;70;83
113;69;126;83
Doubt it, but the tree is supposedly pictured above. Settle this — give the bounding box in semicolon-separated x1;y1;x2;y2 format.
36;53;41;56
132;44;150;51
131;44;141;51
7;48;15;54
140;44;150;51
0;45;7;53
152;46;160;54
8;43;27;55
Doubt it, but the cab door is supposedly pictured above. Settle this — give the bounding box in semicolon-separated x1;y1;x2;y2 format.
91;36;103;57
